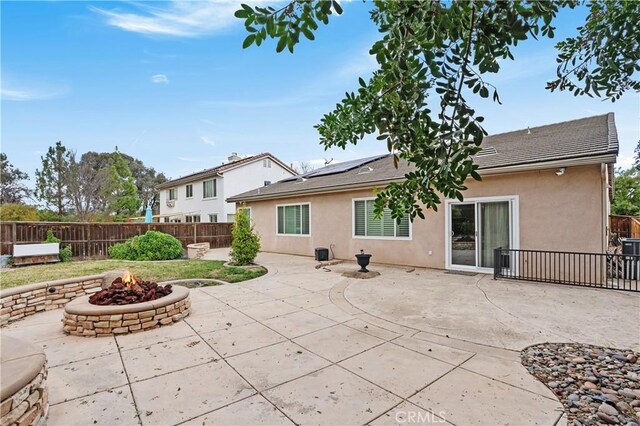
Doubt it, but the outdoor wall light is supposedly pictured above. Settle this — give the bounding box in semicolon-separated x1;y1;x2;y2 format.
555;167;566;176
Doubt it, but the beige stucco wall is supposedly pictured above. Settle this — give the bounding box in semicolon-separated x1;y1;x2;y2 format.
245;164;607;269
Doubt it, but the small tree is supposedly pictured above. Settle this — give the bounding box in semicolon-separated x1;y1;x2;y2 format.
230;208;260;266
612;168;640;216
35;141;71;215
0;153;32;204
104;149;141;217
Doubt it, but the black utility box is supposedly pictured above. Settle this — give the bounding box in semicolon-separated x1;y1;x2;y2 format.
622;239;640;280
315;247;329;261
622;239;640;256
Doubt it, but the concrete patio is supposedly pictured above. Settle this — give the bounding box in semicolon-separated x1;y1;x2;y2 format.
2;249;638;425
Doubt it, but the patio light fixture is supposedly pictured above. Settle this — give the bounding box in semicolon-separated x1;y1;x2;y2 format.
555;167;566;176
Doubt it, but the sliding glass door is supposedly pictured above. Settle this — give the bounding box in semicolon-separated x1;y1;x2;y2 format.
479;201;510;268
450;204;476;267
448;198;515;270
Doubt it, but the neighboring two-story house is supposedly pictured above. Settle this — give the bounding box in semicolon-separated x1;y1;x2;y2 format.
157;153;296;223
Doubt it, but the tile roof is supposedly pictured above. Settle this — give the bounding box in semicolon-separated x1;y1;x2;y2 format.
228;113;618;202
157;153;296;189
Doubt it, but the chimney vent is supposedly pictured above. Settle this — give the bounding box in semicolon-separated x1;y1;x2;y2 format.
228;152;241;162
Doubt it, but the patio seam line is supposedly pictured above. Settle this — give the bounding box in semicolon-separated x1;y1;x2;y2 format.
114;334;144;426
47;383;132;408
218;300;469;423
331;274;565;404
178;314;300;426
189;300;421;418
475;276;579;344
172;393;280;426
117;332;199;353
338;279;539;355
45;348;120;369
335;279;564;404
455;364;562;402
195;283;564;407
336;349;472;426
387;335;475;369
552;410;568;426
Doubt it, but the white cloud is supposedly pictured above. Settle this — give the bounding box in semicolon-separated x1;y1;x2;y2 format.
151;74;169;84
91;1;244;37
1;86;68;101
200;136;215;146
617;152;635;170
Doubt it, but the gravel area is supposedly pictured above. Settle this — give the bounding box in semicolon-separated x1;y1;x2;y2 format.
522;343;640;425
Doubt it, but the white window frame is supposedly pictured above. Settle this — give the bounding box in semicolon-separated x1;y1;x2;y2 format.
275;202;311;237
351;198;412;240
208;213;218;223
168;188;177;201
444;195;520;274
185;214;201;223
202;179;217;200
185;184;193;199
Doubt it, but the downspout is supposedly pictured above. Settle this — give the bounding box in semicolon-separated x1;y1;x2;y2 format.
601;163;609;252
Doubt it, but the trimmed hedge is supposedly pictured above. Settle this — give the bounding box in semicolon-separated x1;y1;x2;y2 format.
108;231;184;261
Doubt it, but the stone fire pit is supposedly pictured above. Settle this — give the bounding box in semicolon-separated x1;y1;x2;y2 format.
62;272;191;337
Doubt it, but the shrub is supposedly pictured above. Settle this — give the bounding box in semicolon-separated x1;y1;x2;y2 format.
43;230;72;262
230;208;260;266
108;231;184;261
0;203;38;221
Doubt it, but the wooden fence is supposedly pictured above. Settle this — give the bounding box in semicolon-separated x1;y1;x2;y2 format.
0;222;233;259
610;215;640;240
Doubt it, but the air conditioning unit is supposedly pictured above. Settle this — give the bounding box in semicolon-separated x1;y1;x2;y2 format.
166;200;175;208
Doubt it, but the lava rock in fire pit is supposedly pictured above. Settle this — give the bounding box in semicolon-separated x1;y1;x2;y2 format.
89;273;173;305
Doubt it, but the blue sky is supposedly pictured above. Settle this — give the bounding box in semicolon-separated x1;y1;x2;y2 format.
2;1;638;187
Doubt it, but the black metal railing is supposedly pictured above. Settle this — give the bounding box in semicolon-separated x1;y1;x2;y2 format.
493;248;640;292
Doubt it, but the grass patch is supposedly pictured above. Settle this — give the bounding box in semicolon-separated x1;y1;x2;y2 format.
0;259;267;289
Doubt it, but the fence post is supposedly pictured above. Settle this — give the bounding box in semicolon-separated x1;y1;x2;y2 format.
493;247;501;280
11;222;17;254
193;223;197;244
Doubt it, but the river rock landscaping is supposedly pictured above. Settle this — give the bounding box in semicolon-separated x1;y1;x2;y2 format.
522;343;640;425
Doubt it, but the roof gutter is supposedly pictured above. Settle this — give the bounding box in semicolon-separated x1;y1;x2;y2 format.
478;153;617;175
156;172;222;190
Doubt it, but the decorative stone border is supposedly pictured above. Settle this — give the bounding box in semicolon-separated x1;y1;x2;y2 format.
62;285;191;337
222;261;263;270
1;336;48;426
0;274;115;327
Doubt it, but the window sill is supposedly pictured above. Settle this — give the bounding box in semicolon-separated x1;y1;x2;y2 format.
352;235;412;241
276;233;311;238
202;197;217;201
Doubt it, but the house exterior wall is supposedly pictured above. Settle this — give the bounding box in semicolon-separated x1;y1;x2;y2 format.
244;164;607;269
159;177;226;222
159;158;295;222
223;159;296;220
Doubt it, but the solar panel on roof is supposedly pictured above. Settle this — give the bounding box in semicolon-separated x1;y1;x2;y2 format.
281;154;388;182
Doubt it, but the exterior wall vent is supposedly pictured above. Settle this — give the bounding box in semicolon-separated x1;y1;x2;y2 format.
475;146;498;157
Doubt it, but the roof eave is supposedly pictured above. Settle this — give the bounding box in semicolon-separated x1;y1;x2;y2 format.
228;153;617;203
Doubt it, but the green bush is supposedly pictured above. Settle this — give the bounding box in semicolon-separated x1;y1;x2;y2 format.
0;203;39;221
230;208;260;266
108;231;184;261
43;230;72;262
